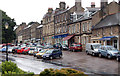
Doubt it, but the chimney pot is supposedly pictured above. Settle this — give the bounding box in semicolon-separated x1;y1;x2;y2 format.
91;2;95;8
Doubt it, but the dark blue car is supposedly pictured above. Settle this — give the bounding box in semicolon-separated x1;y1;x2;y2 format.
42;49;62;60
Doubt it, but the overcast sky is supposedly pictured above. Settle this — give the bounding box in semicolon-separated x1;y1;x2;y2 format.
0;0;118;25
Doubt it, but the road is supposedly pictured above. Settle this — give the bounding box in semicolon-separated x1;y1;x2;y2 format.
0;51;120;75
0;53;67;74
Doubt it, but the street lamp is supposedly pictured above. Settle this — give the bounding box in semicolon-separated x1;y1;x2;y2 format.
5;22;9;61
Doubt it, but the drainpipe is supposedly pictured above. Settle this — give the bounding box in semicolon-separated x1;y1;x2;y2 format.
80;22;81;43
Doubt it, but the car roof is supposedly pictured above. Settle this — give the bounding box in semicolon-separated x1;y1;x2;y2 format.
101;45;113;47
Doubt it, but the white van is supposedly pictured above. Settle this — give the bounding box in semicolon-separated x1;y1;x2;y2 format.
86;43;101;56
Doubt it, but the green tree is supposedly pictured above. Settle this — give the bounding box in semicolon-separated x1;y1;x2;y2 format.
1;10;16;43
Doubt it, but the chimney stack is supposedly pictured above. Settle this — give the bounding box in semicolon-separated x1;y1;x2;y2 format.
75;0;82;12
91;2;95;8
59;2;66;10
101;0;108;10
48;8;53;14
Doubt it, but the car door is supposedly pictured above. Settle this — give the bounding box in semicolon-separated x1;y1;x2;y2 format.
103;47;108;57
100;46;105;56
52;50;57;58
101;47;107;57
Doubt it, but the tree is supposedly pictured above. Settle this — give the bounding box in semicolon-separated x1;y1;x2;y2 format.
1;10;16;43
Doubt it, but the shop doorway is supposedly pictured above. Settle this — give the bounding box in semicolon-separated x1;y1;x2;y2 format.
113;40;117;49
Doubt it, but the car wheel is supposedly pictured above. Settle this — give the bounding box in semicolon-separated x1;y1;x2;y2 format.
99;53;102;58
92;52;95;56
50;56;53;60
116;57;120;61
59;55;62;58
86;51;89;55
107;55;111;59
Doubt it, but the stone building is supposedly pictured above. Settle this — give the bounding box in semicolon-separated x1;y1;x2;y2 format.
54;0;85;45
36;24;43;44
63;2;99;49
30;22;40;43
91;0;120;50
42;8;55;45
15;22;26;43
92;13;120;50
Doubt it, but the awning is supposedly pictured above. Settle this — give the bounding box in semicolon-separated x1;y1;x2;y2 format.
99;36;117;40
54;34;68;39
62;35;74;41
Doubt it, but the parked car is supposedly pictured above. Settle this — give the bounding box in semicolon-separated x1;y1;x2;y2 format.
44;45;54;49
98;45;119;59
28;47;36;55
53;43;62;50
17;47;26;54
12;46;19;54
116;52;120;62
22;47;30;54
0;44;5;49
69;43;82;52
43;49;62;60
86;43;101;56
36;45;44;51
36;49;48;59
0;46;10;52
8;47;14;53
62;44;68;50
33;48;40;57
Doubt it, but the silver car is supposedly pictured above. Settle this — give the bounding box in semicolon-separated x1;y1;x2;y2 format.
98;45;119;59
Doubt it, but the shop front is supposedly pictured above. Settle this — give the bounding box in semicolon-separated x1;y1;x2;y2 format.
54;34;69;44
99;36;119;50
62;35;74;46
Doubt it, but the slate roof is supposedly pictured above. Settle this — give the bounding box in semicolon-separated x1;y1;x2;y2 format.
93;13;120;29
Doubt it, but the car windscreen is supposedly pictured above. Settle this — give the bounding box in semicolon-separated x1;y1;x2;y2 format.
39;49;46;53
30;48;35;50
106;47;117;51
25;48;28;50
9;47;14;49
45;50;53;54
93;45;100;49
76;45;82;47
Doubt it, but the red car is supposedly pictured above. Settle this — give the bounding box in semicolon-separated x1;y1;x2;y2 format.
22;47;30;54
17;47;25;53
69;43;82;52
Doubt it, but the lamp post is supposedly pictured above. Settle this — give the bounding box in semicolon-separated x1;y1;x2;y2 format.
5;22;9;61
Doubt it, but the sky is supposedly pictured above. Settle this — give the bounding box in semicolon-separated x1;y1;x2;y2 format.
0;0;118;25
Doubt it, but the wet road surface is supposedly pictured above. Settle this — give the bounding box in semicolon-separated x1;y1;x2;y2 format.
0;51;120;75
0;53;67;74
